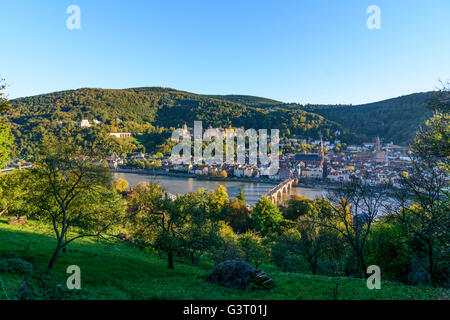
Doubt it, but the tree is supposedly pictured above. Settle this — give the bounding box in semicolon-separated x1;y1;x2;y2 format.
284;194;312;221
0;79;14;167
317;183;388;276
392;85;449;286
27;135;126;269
366;214;412;283
210;222;242;264
127;182;182;269
238;231;267;269
210;185;229;220
219;170;228;178
292;198;337;275
177;189;221;264
227;198;249;233
251;197;284;237
0;170;29;216
113;178;129;193
237;187;246;202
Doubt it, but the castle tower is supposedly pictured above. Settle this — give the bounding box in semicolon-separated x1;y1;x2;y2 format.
375;136;381;152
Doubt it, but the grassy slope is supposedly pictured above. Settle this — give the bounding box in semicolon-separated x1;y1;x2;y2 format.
0;218;448;300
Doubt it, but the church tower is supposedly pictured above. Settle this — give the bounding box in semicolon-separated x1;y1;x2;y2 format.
319;136;327;177
318;136;325;162
375;136;381;153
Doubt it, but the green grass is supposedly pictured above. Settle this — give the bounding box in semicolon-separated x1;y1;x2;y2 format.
0;217;448;300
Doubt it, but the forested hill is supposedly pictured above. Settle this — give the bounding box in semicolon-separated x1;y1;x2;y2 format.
206;91;437;145
205;94;283;107
6;87;347;157
299;92;436;145
5;87;437;157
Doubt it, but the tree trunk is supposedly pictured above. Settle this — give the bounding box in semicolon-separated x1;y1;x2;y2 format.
168;251;174;269
312;255;318;275
428;242;436;286
48;240;62;270
356;249;366;277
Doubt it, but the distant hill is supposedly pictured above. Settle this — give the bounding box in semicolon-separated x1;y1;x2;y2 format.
300;92;436;145
205;94;283;107
207;92;438;145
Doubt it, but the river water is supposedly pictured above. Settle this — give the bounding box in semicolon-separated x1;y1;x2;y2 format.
114;172;326;206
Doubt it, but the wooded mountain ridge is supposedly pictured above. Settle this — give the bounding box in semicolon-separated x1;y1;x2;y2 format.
5;87;437;157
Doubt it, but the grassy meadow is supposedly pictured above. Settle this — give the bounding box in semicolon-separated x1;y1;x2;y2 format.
0;217;448;300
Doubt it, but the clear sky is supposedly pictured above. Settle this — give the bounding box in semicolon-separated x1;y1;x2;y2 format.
1;0;449;104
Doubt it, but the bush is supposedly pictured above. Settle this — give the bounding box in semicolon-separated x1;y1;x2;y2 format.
17;270;87;300
366;216;412;283
209;222;243;264
238;231;267;269
0;258;33;274
271;230;307;272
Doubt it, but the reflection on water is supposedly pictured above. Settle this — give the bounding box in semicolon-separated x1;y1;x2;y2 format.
114;172;326;206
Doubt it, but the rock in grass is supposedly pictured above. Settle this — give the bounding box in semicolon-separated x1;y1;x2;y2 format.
206;260;274;290
7;215;28;226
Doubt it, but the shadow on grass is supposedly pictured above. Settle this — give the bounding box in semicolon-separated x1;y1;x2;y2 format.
0;226;215;299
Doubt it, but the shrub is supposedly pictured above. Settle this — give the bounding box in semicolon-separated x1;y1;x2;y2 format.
0;258;33;274
238;231;267;269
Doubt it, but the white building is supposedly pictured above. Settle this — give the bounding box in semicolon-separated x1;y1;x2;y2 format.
80;119;92;128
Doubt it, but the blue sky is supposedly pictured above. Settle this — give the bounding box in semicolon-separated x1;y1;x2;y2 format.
1;0;449;104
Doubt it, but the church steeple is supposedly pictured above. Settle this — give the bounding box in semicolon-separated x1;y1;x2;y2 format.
318;135;324;160
375;136;381;152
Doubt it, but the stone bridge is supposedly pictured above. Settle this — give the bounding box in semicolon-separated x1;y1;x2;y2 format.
262;178;296;205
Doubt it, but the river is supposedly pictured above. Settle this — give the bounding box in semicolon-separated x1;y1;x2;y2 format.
114;172;327;206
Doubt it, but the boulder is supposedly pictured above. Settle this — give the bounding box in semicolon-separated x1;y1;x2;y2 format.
19;216;28;225
8;216;19;225
206;260;274;290
7;215;27;226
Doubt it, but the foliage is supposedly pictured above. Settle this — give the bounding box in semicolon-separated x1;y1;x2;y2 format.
237;187;246;202
0;170;29;216
24;134;126;269
251;197;283;237
392;85;449;286
366;214;412;283
2;217;447;300
113;177;129;193
5;87;351;158
126;182;181;269
209;222;243;265
210;185;229;220
0;258;33;274
238;231;267;269
305;92;437;145
176;189;221;264
0;79;13;167
227;198;249;233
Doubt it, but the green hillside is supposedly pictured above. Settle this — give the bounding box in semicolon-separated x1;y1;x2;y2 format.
301;92;436;145
4;88;438;158
206;94;283;107
6;87;347;157
1;218;447;300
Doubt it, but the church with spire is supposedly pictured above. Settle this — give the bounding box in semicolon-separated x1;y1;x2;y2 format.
372;136;386;162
